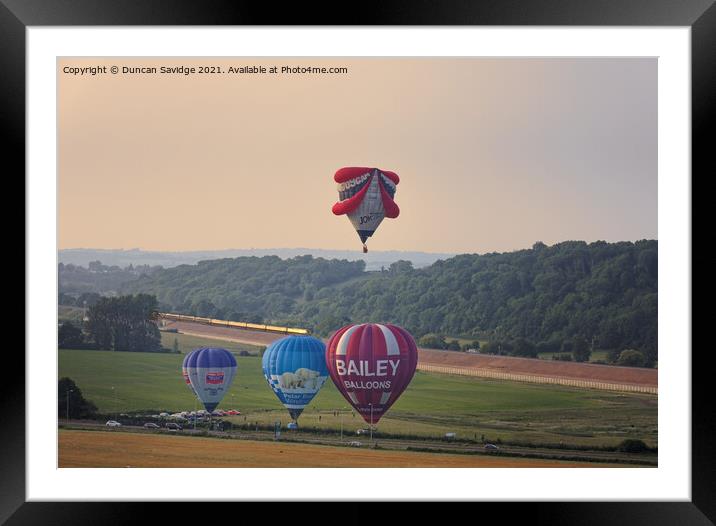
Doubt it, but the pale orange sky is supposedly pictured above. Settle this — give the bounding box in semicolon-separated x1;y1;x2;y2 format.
58;57;656;253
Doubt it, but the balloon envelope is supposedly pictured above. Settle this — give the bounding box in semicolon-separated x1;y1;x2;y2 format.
325;323;418;424
185;348;237;412
332;167;399;248
181;349;198;397
262;335;328;421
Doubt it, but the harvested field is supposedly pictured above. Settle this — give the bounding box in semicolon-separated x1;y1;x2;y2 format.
164;320;657;391
418;350;657;389
59;430;621;468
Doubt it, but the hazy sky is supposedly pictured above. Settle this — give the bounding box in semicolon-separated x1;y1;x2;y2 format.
58;57;656;253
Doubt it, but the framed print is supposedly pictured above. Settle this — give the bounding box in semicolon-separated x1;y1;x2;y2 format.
6;0;712;522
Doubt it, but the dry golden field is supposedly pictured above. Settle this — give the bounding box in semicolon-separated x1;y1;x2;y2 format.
59;430;625;468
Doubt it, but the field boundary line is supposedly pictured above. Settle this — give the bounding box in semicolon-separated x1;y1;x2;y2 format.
417;363;658;395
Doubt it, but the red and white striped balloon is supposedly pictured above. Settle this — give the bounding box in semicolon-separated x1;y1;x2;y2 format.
326;323;418;424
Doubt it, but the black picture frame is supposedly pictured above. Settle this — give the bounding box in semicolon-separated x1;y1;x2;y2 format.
6;0;710;523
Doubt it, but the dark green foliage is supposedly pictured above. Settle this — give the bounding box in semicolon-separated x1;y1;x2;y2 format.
617;439;650;453
571;336;592;363
85;294;162;352
58;322;85;348
512;337;538;358
616;349;647;367
122;255;366;324
58;377;98;419
418;334;447;350
121;241;657;361
388;260;414;274
446;340;462;351
553;354;573;362
460;340;481;351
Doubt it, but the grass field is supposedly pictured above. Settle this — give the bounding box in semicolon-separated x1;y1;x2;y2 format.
59;332;657;448
58;429;626;468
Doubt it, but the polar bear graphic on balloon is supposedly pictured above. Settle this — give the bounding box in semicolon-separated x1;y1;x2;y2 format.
280;367;323;391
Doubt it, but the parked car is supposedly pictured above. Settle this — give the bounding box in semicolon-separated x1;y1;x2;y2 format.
165;422;183;431
349;441;362;447
143;422;160;429
484;443;499;451
356;429;368;435
105;420;121;427
287;422;298;430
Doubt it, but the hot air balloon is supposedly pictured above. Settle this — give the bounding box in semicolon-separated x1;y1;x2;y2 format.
185;348;237;412
325;323;418;425
181;349;198;397
262;335;328;423
332;167;400;253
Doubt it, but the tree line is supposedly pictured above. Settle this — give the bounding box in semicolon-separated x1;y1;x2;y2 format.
65;241;656;366
59;293;166;353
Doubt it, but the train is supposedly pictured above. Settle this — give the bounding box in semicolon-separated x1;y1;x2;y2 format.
155;312;311;335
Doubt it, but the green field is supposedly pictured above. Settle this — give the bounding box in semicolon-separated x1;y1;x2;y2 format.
59;332;657;448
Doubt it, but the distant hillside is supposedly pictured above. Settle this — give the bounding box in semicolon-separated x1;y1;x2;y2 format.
119;241;657;363
58;247;455;272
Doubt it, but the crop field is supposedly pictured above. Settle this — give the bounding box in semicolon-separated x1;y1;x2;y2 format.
58;430;627;468
59;332;657;449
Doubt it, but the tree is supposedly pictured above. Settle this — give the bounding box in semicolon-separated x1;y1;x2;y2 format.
418;334;446;350
389;260;414;274
58;377;98;419
617;349;647;367
58;322;85;348
88;260;105;272
85;294;162;352
446;340;461;351
572;336;591;363
116;241;657;360
511;338;538;358
172;337;180;354
480;341;499;355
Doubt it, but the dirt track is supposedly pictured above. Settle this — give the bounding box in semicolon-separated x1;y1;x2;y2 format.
59;430;619;468
165;320;657;389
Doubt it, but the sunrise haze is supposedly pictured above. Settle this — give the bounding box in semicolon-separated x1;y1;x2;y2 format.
58;57;656;253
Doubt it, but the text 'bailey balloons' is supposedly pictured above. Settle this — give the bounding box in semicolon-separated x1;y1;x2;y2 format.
332;167;400;253
262;335;328;422
326;323;418;425
184;348;237;412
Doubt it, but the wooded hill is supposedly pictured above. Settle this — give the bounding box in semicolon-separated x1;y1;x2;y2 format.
119;240;657;363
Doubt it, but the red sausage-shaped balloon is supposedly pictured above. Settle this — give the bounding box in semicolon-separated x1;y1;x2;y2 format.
326;323;418;424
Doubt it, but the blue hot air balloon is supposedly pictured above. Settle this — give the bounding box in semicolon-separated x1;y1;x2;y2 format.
185;348;237;412
262;335;328;422
182;349;198;397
